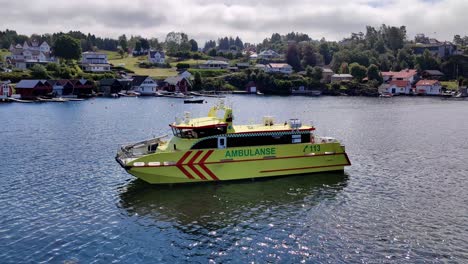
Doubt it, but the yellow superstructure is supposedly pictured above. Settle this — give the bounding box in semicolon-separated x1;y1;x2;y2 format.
116;102;351;184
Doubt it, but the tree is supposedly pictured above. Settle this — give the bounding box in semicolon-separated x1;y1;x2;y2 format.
30;64;49;79
134;41;142;53
319;42;332;65
189;39;198;52
349;63;367;81
165;32;190;55
286;44;301;71
118;34;128;51
118;48;125;58
374;39;386;54
193;72;202;90
367;64;382;83
208;48;217;57
140;38;150;51
311;66;323;81
415;49;440;71
234;36;243;49
301;44;317;68
203;40;216;52
381;24;406;51
53;35;82;61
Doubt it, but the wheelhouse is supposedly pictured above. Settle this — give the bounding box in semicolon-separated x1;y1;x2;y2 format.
170;124;228;139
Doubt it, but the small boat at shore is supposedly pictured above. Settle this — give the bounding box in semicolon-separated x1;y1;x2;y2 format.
116;100;351;184
163;93;194;99
379;92;393;98
118;91;141;97
184;99;205;104
37;97;69;102
9;98;35;103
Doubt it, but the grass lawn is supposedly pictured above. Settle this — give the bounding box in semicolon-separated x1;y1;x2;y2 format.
0;49;11;62
109;55;177;79
99;50;122;60
441;81;459;90
169;58;207;67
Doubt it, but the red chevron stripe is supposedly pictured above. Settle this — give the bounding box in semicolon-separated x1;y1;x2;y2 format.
187;151;207;180
178;165;195;179
176;151;194;179
199;164;219;181
177;151;193;165
188;150;203;165
198;150;219;180
199;150;214;164
189;164;207;180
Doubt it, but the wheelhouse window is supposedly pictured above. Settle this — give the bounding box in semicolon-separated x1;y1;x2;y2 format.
171;125;227;139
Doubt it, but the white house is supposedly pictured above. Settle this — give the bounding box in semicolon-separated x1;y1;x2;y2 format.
82;52;108;64
415;80;442;95
199;60;229;69
258;49;280;60
386;80;412;95
81;52;110;72
82;64;111;72
148;51;165;64
132;75;158;95
265;63;293;74
7;40;54;69
331;74;353;83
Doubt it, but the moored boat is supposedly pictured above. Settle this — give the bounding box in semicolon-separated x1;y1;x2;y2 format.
116;101;351;184
184;99;205;104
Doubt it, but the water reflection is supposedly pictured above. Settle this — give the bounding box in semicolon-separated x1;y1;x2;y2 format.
118;173;349;231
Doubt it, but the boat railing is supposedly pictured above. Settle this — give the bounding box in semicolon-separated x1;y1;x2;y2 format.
118;135;167;158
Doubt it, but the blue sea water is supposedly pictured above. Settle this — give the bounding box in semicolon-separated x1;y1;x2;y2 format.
0;95;467;263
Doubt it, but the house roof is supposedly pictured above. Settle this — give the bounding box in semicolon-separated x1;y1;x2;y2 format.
322;68;334;73
268;63;292;68
164;76;189;85
259;49;279;56
70;79;92;86
16;80;47;89
422;70;444;76
382;69;417;79
332;74;353;78
203;60;229;65
389;80;410;87
132;75;150;86
82;51;107;56
149;51;165;58
416;80;440;86
47;79;70;86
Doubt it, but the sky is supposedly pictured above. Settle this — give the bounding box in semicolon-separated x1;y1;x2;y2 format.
1;0;467;44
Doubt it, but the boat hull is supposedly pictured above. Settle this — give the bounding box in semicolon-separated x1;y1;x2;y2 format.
118;142;351;184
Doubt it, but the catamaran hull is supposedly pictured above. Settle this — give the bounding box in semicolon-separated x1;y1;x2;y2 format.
117;142;351;184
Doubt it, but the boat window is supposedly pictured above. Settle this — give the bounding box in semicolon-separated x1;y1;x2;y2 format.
172;126;227;139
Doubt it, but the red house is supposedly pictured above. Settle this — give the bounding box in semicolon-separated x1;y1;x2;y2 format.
70;79;95;96
1;82;13;100
15;80;52;99
163;76;191;93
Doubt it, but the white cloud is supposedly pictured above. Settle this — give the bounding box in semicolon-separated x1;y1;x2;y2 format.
0;0;466;43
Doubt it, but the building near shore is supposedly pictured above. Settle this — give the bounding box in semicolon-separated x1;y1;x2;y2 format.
415;80;442;95
199;60;229;69
331;74;353;83
81;52;111;72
